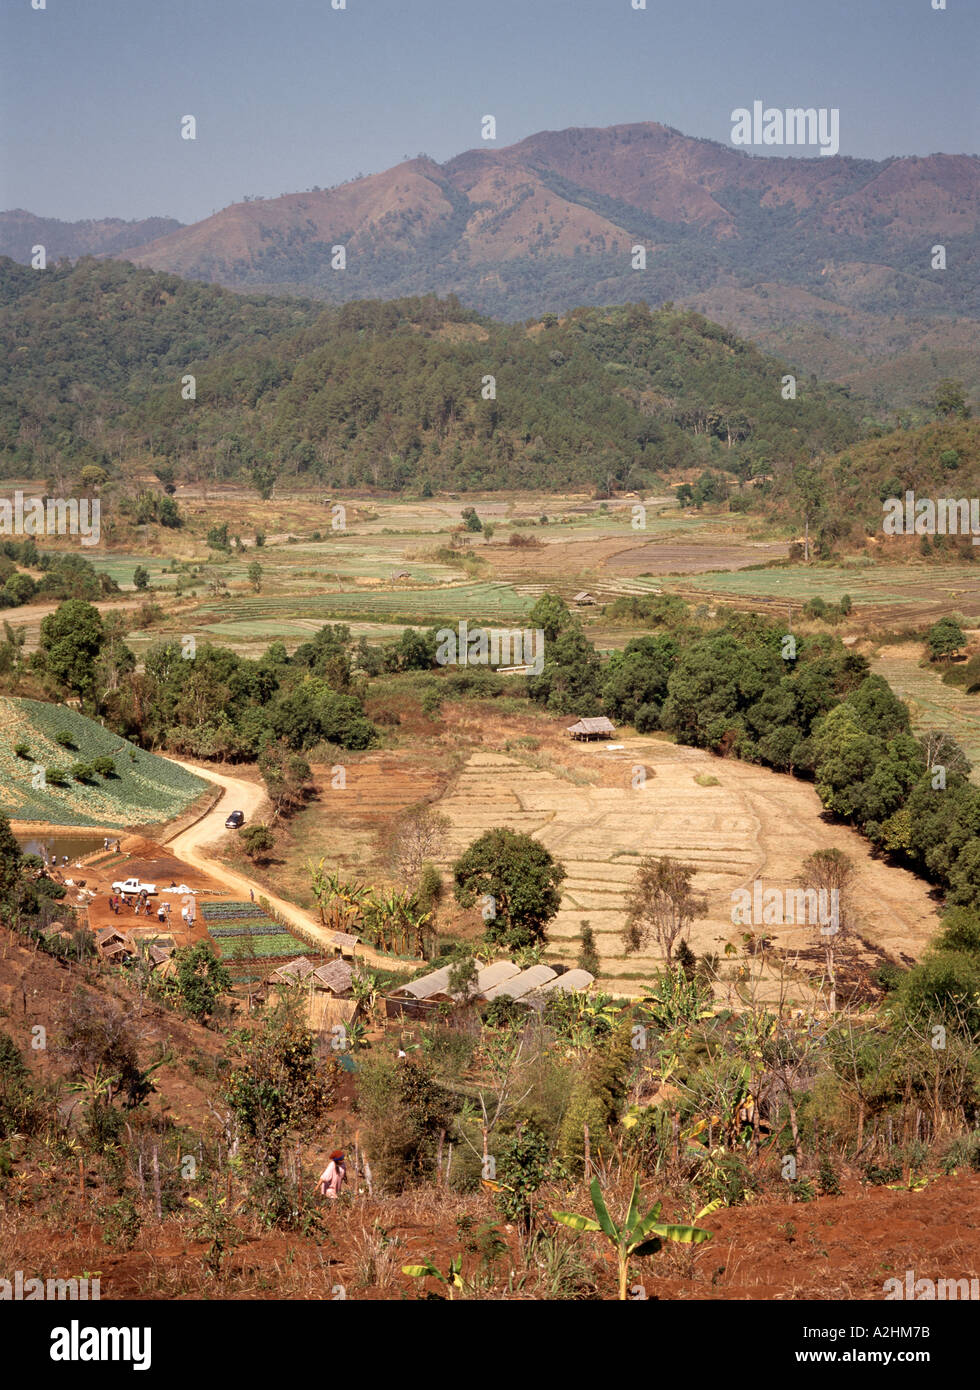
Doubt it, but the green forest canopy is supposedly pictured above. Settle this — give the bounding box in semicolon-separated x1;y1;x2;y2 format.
0;257;860;492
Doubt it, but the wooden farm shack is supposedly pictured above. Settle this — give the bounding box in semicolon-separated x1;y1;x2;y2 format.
572;591;597;606
567;716;615;741
331;932;360;959
93;927;132;962
483;964;557;1001
310;959;353;997
267;956;316;985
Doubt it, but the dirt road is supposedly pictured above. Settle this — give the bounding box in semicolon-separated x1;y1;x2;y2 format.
160;757;396;969
11;596;146;652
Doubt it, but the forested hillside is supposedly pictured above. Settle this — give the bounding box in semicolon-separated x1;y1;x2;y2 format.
98;122;979;412
0;258;859;493
754;414;980;558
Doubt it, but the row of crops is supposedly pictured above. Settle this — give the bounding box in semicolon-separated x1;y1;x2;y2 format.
201;900;310;966
200;901;268;921
681;562;980;606
208;923;283;937
194;581;535;626
215;934;306;960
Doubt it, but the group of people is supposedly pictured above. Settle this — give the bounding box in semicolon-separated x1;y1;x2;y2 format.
102;838;122;852
107;890;170;920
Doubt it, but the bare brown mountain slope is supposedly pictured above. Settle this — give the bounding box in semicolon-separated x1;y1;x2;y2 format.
120;121;980;276
64;121;980;404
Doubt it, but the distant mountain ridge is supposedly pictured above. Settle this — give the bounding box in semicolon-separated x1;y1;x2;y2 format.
4;122;979;407
0;210;184;263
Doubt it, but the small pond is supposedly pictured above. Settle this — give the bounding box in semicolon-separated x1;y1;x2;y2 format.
16;831;117;865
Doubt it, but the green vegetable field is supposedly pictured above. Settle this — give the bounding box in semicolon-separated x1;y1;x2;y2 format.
0;697;207;826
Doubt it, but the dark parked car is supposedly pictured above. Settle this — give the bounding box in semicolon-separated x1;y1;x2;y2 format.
225;810;245;829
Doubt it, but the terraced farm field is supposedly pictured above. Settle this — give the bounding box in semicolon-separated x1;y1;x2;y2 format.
427;741;941;998
871;643;980;781
0;697;208;827
193;580;535;628
201;901;310;982
675;561;980;624
84;552;179;587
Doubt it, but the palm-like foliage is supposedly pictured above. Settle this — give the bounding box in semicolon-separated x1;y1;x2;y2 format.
402;1253;465;1299
553;1176;712;1300
307;859;369;935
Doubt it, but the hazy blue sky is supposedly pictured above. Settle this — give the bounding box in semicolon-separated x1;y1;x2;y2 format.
1;0;977;224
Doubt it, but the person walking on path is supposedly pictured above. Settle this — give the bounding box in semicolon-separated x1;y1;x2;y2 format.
316;1151;346;1200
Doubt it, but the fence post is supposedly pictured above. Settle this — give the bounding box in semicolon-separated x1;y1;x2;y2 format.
151;1145;162;1221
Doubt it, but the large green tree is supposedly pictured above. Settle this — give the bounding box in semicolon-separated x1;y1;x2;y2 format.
453;827;566;950
38;599;105;701
527;625;602;715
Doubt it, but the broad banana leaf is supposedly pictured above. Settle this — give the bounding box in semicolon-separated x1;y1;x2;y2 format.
624;1175;642;1236
552;1210;601;1233
637;1217;713;1245
589;1178;619;1242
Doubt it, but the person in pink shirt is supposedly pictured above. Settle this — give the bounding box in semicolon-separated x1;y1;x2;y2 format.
316;1151;346;1199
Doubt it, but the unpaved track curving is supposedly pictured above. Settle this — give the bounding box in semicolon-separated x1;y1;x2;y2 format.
160;757;395;970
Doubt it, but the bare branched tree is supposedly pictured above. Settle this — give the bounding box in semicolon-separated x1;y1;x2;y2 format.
623;856;707;965
383;803;450;889
801;848;856;1014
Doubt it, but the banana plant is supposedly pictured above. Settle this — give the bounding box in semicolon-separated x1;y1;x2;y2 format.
66;1064;121;1107
404;904;431;959
402;1252;465;1299
349;970;379;1018
553;1175;713;1300
308;860;369;935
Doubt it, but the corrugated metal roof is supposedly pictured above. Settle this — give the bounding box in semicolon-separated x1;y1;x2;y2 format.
484;964;557;1001
535;969;595;995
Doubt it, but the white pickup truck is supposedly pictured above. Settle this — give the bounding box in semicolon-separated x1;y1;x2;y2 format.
112;877;157;896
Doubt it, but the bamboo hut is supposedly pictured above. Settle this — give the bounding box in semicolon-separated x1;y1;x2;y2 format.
310;960;353;997
567;716;615;741
268;956;316;985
